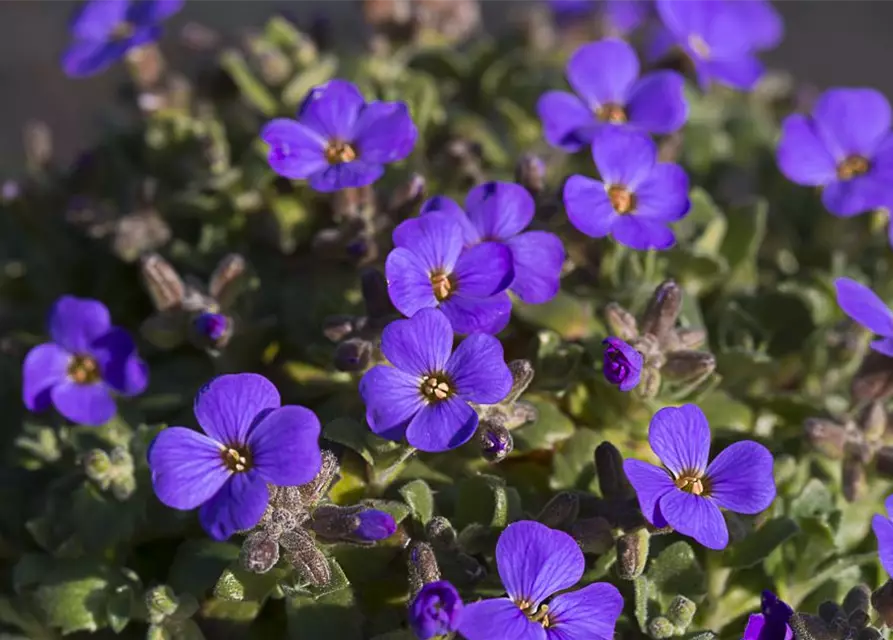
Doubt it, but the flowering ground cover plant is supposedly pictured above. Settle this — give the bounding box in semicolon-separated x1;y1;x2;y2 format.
6;0;893;639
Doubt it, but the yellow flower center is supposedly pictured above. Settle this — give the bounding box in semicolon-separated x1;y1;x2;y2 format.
675;473;707;496
518;600;553;629
837;155;870;180
222;446;253;473
430;271;454;301
607;185;636;214
596;103;628;124
420;374;452;402
325;140;357;164
688;34;710;59
68;354;101;385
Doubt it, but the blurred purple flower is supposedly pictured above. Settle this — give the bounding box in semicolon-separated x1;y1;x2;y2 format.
538;38;687;152
261;79;417;192
148;373;323;541
420;182;565;304
743;591;793;640
354;509;397;542
603;337;643;391
194;312;229;341
548;0;651;35
872;494;893;577
834;278;893;357
62;0;184;78
623;404;776;550
457;520;623;640
563;126;691;250
651;0;781;90
386;212;514;335
778;89;893;225
409;580;465;639
359;309;512;452
22;296;148;426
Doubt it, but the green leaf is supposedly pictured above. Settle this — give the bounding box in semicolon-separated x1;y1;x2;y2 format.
647;542;706;598
323;418;374;465
213;564;286;603
721;198;768;287
398;479;435;525
286;560;362;640
281;54;339;109
168;540;241;599
550;429;601;492
514;292;600;340
219;50;279;117
633;575;656;632
512;396;575;451
790;479;836;520
724;517;800;569
455;475;509;530
394;71;442;135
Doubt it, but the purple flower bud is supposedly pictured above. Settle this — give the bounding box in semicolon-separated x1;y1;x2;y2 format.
602;337;643;391
194;312;229;341
355;509;396;542
408;580;464;639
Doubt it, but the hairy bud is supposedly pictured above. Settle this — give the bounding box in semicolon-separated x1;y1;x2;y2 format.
647;616;676;640
240;531;281;574
616;528;650;580
145;585;180;625
859;402;887;441
387;173;427;217
871;580;893;627
842;455;867;502
662;351;716;380
604;302;638;341
537;492;579;529
323;315;356;343
804;419;848;459
595;441;634;501
640;280;682;342
570;517;614;554
505;359;535;404
666;596;697;631
83;449;113;488
407;541;441;597
298;449;340;506
479;420;513;463
360;268;394;320
852;351;893;403
843;585;871;617
639;367;662;398
504;400;539;428
280;529;330;587
426;516;459;550
515;154;547;195
675;328;706;350
334;337;374;371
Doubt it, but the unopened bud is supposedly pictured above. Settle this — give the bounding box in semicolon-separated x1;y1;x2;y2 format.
595;441;634;501
192;312;231;348
479;420;513;463
570;517;614;554
361;267;393;319
269;484;306;516
675;328;706;350
111;476;137;501
240;531;281;574
280;528;330;587
818;601;845;625
604;302;638;341
843;585;871;616
859;402;888;441
641;280;683;342
857;629;882;640
616;528;650;580
308;504;363;541
852;352;893;403
387;173;427;216
145;585;179;624
456;523;490;556
515;153;547;195
407;541;441;597
83;449;113;488
426;517;458;550
639;367;662;398
873;580;893;627
662;351;716;380
504;401;539;428
842;455;867;502
298;449;340;506
666;595;696;631
266;507;300;537
876;446;893;477
790;613;832;640
647;616;676;639
506;360;535;403
354;509;397;543
849;609;870;630
323;315;356;343
536;492;579;529
804;419;848;459
334;337;374;371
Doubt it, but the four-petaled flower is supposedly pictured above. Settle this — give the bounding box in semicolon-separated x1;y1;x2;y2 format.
623;404;776;550
603;337;643;391
409;580;465;640
359;308;512;452
63;0;184;78
22;296;148;426
386;212;515;335
420;181;565;305
652;0;781;91
538;38;687;152
457;520;623;640
834;277;893;357
872;494;893;577
563;126;691;250
777;89;893;226
261;79;418;192
148;373;323;541
743;591;793;640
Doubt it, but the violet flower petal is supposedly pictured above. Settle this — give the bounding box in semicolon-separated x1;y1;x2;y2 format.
260;118;328;180
633;163;691;221
626;71;688;135
465;181;535;241
70;0;129;40
440;291;512;336
392;212;464;273
659;490;729;549
194;373;281;447
307;161;385;192
405;397;478;452
537;90;596;153
298;79;366;141
198;471;269;541
873;511;893;578
352;102;418;163
834;277;893;336
22;343;70;412
91;327;149;396
51;381;117;426
360;365;424;442
813;88;892;160
567;39;640;108
148;426;231;510
452;242;514;297
506;231;565;304
381;308;453;376
591;126;656;190
458;598;545;640
49;296;112;354
446;333;512;404
545;582;623;640
705;440;776;514
385;248;438;318
649;404;711;476
872;337;893;357
248;405;322;486
700;55;764;91
563;175;617;238
776;115;838;186
622;459;674;527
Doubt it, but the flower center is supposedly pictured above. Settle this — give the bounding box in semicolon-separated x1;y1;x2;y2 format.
430;271;455;301
68;354;100;385
604;352;630;383
420;374;453;402
221;445;253;473
325;140;357;165
596;103;627;124
607;185;636;214
518;600;553;628
675;472;707;496
837;155;870;180
688;34;710;59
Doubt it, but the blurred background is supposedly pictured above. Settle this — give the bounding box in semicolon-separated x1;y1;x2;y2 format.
2;1;891;175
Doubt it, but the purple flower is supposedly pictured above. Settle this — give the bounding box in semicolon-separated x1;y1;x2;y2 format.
548;0;651;35
22;296;148;426
833;278;893;357
359;309;512;452
872;494;893;577
652;0;781;90
354;509;397;542
563;126;691;250
538;38;687;152
409;580;465;639
777;89;893;223
420;182;565;305
62;0;184;78
457;520;623;640
623;404;776;550
603;337;643;391
147;373;323;541
261;79;417;193
743;591;793;640
194;312;229;342
386;212;514;335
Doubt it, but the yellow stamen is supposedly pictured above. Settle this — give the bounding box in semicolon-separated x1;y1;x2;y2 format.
837;155;869;180
431;272;454;301
596;103;627;124
325;141;357;164
420;375;452;401
68;355;100;385
607;185;636;214
675;475;704;496
688;34;710;59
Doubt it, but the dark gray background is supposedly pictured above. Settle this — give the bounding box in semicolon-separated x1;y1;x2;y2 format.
2;1;893;175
